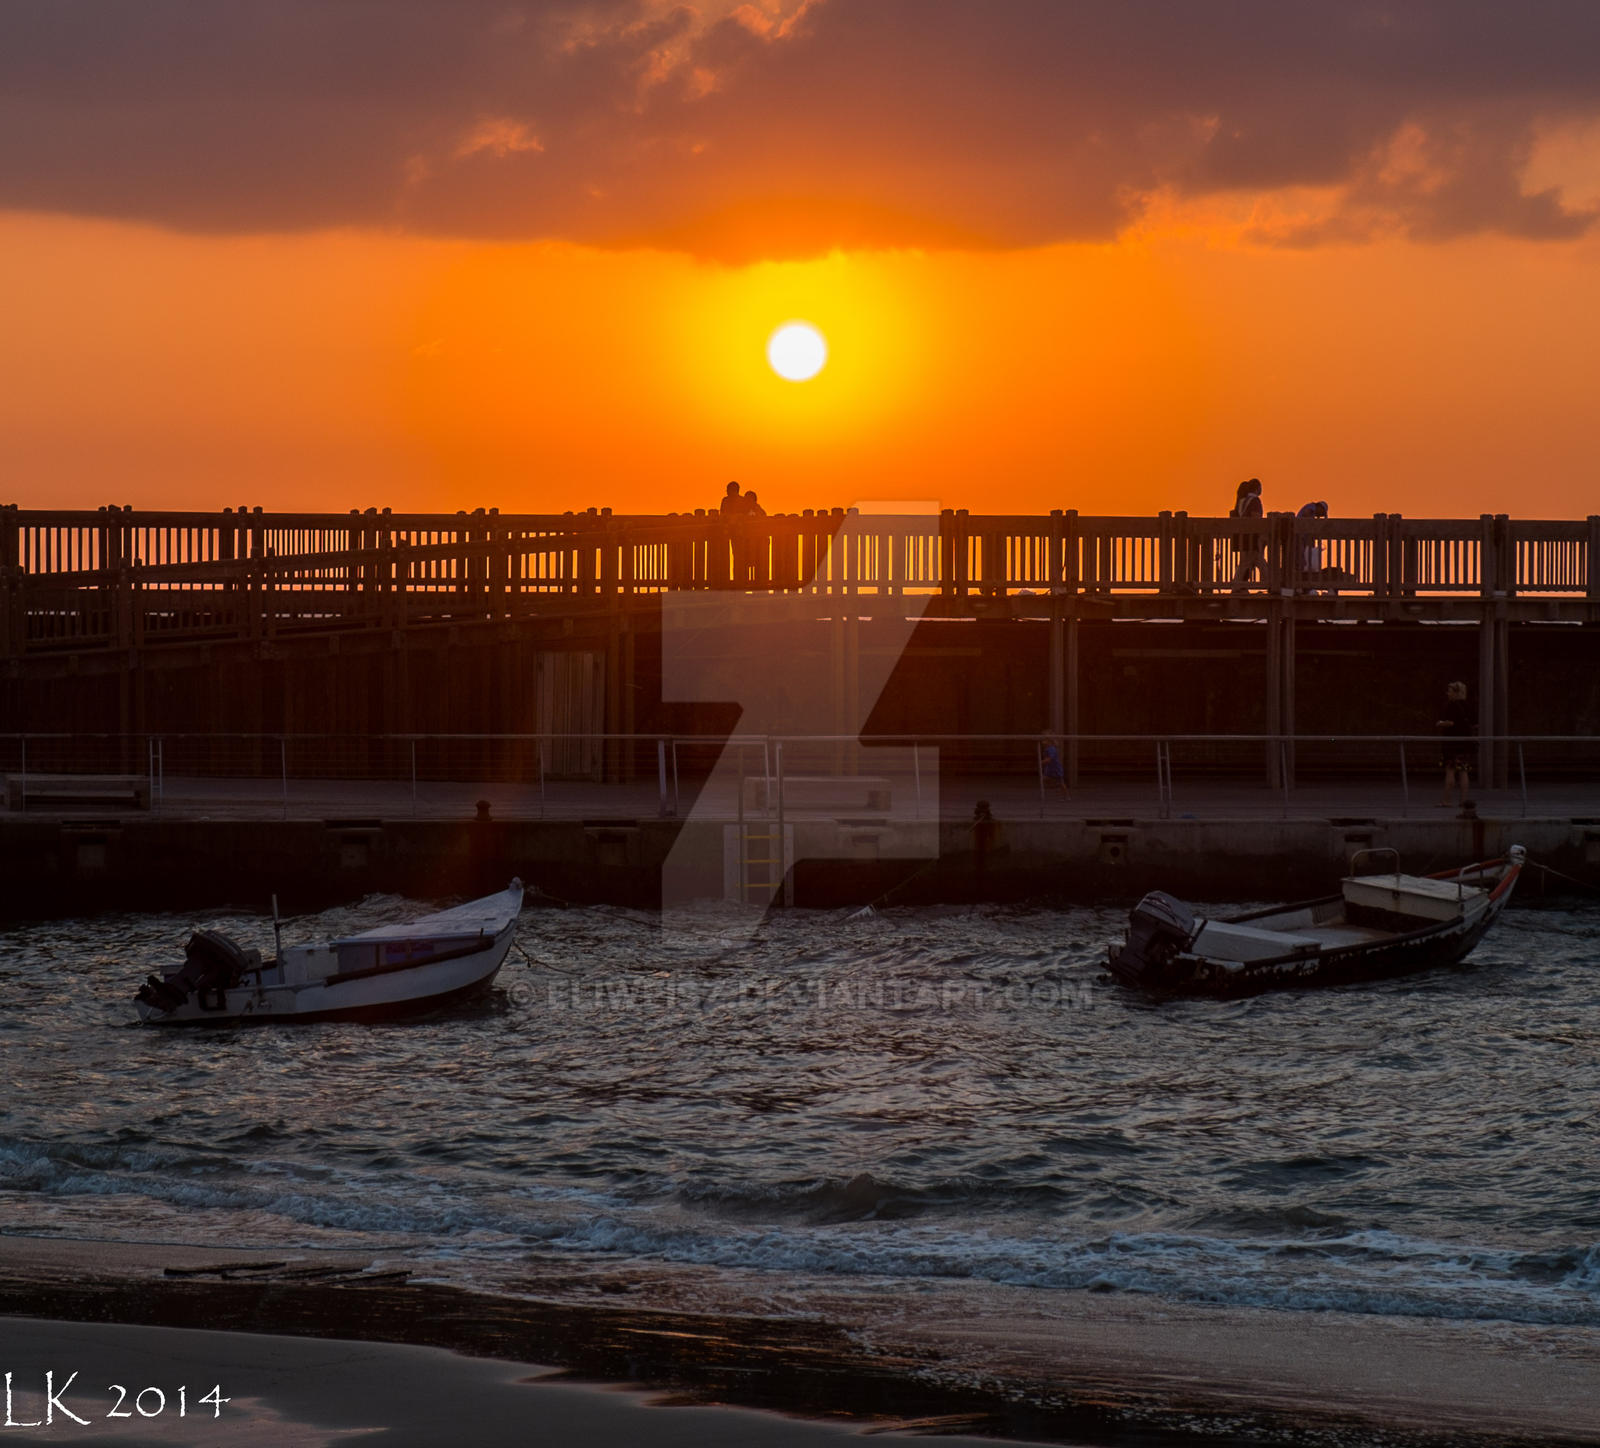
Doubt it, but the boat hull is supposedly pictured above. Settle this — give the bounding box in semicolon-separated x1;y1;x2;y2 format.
1108;858;1521;997
135;884;522;1025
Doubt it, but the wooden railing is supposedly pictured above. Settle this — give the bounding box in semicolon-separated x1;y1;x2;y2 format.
4;504;1598;657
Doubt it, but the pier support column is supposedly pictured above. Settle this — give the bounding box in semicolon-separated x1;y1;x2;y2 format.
604;620;622;784
1048;612;1064;739
1265;605;1283;789
830;614;847;774
620;619;637;782
1065;615;1080;787
1493;610;1510;790
1281;610;1297;789
844;612;860;775
1478;608;1491;796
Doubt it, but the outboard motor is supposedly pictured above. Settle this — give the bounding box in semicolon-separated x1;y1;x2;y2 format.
181;931;255;992
1111;891;1199;986
136;931;258;1014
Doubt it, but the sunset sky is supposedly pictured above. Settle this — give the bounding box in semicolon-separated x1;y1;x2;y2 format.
4;1;1600;520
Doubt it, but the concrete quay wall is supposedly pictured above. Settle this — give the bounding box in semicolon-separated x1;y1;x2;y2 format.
1;812;1589;921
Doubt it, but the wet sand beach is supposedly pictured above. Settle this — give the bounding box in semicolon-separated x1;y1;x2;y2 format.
2;1236;1595;1446
0;1315;1009;1448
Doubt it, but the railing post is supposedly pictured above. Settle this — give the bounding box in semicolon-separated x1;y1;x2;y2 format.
346;508;361;594
620;518;637;598
578;510;598;595
710;514;730;589
980;523;1000;597
1266;513;1291;593
600;510;619;598
0;504;19;572
1398;514;1418;597
1371;513;1390;598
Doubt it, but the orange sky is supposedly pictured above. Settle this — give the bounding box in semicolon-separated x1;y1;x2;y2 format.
3;3;1600;520
5;210;1599;520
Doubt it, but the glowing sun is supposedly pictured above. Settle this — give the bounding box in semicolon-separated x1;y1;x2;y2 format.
767;321;827;381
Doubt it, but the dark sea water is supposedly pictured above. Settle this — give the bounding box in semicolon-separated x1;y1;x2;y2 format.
3;896;1598;1330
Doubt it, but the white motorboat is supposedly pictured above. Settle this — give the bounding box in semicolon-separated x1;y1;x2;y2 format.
134;880;524;1025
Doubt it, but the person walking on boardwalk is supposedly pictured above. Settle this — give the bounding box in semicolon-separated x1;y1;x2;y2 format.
1229;477;1265;594
1040;739;1068;795
1437;680;1473;807
1296;499;1329;589
740;490;768;583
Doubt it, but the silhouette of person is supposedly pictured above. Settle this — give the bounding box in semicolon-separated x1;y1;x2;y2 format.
738;491;768;583
1040;739;1067;795
1229;478;1264;594
1437;680;1473;807
970;800;999;882
1296;499;1329;586
720;481;745;517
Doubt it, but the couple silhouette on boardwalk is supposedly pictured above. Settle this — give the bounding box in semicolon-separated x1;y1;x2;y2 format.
719;481;766;519
1230;479;1330;593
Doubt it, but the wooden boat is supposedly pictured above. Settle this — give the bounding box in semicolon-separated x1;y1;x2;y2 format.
135;880;524;1024
1107;849;1524;996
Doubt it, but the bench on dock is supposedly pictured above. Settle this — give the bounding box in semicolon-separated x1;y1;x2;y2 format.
5;774;151;812
742;775;891;813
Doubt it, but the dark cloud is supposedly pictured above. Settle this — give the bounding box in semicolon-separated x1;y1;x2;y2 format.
1;0;1598;256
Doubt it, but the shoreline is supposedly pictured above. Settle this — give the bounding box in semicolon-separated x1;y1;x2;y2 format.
2;1235;1595;1446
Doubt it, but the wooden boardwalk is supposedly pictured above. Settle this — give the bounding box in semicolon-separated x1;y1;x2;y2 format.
5;504;1599;660
7;504;1599;794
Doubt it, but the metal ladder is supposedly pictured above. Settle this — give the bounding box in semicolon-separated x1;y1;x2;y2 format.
740;826;783;902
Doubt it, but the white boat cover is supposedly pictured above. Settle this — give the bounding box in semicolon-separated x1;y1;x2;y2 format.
334;881;523;943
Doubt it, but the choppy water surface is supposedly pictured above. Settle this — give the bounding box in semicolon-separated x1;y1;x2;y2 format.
3;897;1598;1328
